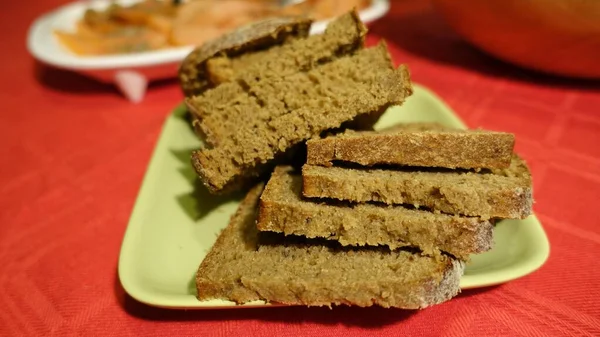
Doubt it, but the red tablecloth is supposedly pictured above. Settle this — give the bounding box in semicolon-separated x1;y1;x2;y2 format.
2;0;600;336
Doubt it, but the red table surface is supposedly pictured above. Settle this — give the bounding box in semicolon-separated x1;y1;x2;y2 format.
2;0;600;336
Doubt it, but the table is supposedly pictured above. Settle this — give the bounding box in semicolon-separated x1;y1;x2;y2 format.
2;0;600;336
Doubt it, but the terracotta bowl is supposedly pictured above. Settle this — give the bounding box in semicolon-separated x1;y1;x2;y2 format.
431;0;600;79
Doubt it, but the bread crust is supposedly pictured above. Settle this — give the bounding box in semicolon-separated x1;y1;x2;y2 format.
302;154;533;220
306;124;515;169
179;16;313;97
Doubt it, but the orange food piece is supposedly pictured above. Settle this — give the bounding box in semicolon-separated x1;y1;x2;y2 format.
54;27;168;56
110;1;175;35
170;0;276;46
146;15;172;35
282;0;371;20
309;0;371;20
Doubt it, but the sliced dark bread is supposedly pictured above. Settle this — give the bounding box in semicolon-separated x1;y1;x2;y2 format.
257;166;493;260
178;16;313;97
306;123;515;169
302;154;533;220
187;10;369;146
196;183;464;308
190;43;412;194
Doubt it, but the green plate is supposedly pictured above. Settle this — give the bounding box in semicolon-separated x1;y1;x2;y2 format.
118;84;550;308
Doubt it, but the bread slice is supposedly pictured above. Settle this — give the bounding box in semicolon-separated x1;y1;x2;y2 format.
178;16;313;97
190;43;413;194
306;123;515;169
232;9;367;89
257;166;493;260
196;183;464;308
302;154;533;219
187;10;369;146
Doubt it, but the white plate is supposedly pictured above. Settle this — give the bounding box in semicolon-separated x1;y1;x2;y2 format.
117;84;550;309
26;0;390;101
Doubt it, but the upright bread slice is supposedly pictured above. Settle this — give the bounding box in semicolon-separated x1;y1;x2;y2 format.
234;10;367;88
306;123;515;169
302;155;533;219
257;166;493;260
196;184;464;308
191;43;413;194
178;16;313;97
187;10;369;146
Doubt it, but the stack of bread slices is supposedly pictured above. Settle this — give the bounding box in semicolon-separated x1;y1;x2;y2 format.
179;10;533;309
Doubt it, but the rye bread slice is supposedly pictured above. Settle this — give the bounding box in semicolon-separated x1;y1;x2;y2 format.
257;166;493;260
302;154;533;220
196;183;464;308
306;123;515;169
178;16;313;97
187;10;369;146
190;43;413;194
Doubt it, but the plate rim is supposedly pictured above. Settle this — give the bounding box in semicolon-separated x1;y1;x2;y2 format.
118;83;550;309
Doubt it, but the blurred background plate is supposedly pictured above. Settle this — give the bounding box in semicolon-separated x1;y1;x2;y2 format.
27;0;390;102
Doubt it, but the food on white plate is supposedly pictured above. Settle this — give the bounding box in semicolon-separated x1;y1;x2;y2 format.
53;0;372;56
